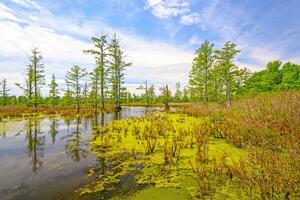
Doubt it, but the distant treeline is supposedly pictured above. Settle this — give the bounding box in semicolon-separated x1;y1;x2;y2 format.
187;40;300;107
0;39;299;110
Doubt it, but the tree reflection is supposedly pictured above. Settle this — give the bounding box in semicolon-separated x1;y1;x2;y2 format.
65;118;87;162
49;119;59;144
1;121;6;138
64;118;71;134
101;112;105;126
113;111;121;120
92;112;105;130
25;119;45;173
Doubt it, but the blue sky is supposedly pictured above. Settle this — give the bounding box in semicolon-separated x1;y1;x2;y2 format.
0;0;300;95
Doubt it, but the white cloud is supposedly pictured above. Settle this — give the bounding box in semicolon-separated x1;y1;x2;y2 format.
180;12;202;25
122;34;193;67
0;21;93;64
0;1;194;95
145;0;189;19
145;0;206;26
247;47;282;66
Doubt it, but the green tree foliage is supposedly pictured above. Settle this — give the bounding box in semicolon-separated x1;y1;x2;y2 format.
210;64;224;102
65;65;87;112
48;74;59;106
174;82;182;102
16;48;44;106
189;40;214;103
240;61;300;95
84;35;108;111
280;62;300;89
62;84;73;105
148;85;156;104
82;82;89;105
29;48;46;108
235;67;251;94
182;86;189;102
160;84;171;111
137;80;156;106
0;78;9;106
16;49;34;105
215;41;241;108
108;34;131;111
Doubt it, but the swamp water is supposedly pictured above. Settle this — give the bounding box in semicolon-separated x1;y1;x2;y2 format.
0;107;155;200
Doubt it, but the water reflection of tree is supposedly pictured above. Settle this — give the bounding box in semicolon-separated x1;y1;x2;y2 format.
1;121;6;138
49;119;59;144
25;119;45;173
113;111;121;120
64;118;71;134
92;112;105;129
65;118;87;162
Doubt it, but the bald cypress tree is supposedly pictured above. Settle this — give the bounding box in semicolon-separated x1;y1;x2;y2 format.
0;78;9;106
31;48;45;108
215;41;240;108
16;48;44;107
84;35;108;112
49;74;59;106
160;84;171;111
108;34;131;111
189;40;214;103
65;65;87;112
137;80;151;106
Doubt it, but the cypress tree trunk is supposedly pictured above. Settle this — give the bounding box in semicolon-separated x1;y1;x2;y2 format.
76;81;80;113
100;45;105;111
226;79;231;108
146;81;149;107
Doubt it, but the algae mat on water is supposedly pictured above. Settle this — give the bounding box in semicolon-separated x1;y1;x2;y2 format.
79;113;247;199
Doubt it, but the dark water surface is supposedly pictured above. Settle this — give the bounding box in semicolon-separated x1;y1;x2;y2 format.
0;107;153;200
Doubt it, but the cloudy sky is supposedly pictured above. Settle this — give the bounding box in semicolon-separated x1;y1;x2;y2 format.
1;0;300;95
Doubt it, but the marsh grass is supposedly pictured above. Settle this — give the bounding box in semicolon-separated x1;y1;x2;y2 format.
0;104;115;119
181;91;300;199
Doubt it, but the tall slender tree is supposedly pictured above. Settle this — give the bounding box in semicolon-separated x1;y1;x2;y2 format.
84;35;108;112
148;85;156;104
30;48;45;108
174;82;182;102
82;82;89;105
182;86;189;102
16;52;35;105
137;80;151;106
62;84;72;106
235;67;251;95
108;34;131;111
48;74;59;106
189;41;214;103
210;64;224;102
65;65;87;112
160;84;171;111
0;78;9;106
215;41;240;108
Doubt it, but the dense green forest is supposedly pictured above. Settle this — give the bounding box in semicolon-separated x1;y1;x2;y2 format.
0;38;299;112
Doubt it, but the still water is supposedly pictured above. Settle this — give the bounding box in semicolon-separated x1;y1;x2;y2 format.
0;107;152;200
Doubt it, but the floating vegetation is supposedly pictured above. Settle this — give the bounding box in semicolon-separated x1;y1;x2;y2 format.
78;113;248;199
